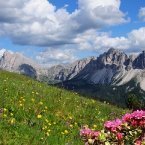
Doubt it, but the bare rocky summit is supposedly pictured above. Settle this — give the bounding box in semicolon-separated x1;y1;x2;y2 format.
0;50;43;79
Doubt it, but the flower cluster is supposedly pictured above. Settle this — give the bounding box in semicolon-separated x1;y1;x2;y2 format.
80;110;145;145
122;110;145;128
104;119;122;132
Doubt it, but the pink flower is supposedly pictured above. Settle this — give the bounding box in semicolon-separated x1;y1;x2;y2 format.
80;129;100;139
92;131;100;138
116;133;123;140
104;119;122;132
122;113;131;122
135;139;141;145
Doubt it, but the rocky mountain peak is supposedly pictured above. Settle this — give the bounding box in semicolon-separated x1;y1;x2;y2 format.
96;48;128;70
133;51;145;69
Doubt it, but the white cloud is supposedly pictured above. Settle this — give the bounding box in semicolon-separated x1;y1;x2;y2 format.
128;27;145;50
36;48;77;67
35;27;145;66
74;27;145;53
74;30;130;52
138;7;145;21
0;0;128;47
71;0;128;32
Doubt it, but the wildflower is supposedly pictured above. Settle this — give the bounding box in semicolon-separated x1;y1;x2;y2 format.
10;113;13;116
3;114;7;118
64;130;69;134
19;103;23;107
104;119;122;132
10;118;16;125
3;108;7;112
70;124;73;128
31;98;35;102
93;125;97;128
45;119;49;123
46;132;50;136
69;116;73;120
88;139;94;144
39;102;43;105
116;133;123;141
45;106;48;109
37;114;42;119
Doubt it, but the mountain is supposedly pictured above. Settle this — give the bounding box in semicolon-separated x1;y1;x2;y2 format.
0;49;43;79
44;48;145;91
1;48;145;92
0;48;145;108
41;57;97;83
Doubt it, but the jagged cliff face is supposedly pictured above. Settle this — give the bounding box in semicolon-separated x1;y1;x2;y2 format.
44;48;145;91
0;50;43;79
45;57;96;83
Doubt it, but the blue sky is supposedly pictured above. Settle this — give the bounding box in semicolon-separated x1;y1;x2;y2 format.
0;0;145;66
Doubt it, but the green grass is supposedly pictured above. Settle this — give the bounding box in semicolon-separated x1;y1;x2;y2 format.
0;70;129;145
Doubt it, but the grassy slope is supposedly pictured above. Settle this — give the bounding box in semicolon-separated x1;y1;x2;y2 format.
0;71;129;145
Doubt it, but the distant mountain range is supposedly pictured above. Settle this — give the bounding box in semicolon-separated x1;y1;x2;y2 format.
1;48;145;90
43;48;145;91
1;48;145;107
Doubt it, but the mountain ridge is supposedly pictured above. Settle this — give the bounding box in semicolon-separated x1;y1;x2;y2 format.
1;48;145;92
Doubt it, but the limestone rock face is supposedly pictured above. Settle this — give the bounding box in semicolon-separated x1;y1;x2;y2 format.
44;48;145;91
133;51;145;69
0;50;42;79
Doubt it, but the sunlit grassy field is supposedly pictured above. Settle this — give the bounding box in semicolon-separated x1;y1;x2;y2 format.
0;70;128;145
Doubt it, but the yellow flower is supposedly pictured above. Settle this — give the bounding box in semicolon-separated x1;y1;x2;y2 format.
61;132;64;135
47;129;51;132
64;130;69;134
31;98;35;102
37;114;42;119
45;106;48;109
48;123;51;126
46;132;50;136
45;119;49;123
69;124;73;128
53;122;56;125
39;102;43;105
3;108;7;112
69;116;73;120
10;118;16;125
10;113;13;116
93;125;97;128
19;103;23;107
3;114;7;118
42;126;47;130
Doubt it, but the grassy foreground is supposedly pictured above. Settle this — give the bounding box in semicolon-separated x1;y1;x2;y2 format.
0;71;128;145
